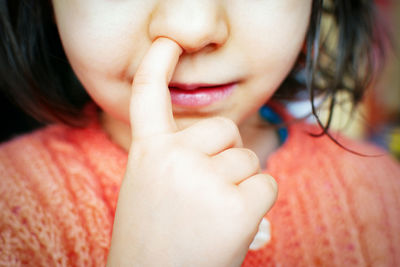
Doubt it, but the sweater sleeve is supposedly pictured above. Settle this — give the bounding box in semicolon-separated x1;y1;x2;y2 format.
0;127;115;267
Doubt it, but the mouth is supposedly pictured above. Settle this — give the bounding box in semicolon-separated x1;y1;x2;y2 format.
168;82;237;107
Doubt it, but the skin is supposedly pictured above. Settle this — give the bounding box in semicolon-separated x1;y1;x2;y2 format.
51;0;312;265
51;0;312;165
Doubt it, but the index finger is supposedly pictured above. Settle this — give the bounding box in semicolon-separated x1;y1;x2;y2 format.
130;37;183;140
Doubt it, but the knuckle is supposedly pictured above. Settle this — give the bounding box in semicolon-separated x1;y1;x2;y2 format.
133;72;152;87
228;148;259;170
241;148;260;169
263;174;278;194
246;149;261;171
214;117;240;136
133;74;163;89
257;174;278;195
160;145;196;172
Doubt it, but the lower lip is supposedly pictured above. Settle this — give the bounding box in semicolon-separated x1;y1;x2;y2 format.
169;83;237;107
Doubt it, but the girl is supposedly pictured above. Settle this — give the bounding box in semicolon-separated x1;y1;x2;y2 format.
1;0;400;266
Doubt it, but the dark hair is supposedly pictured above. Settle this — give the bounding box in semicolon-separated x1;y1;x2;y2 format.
1;0;387;129
276;0;387;140
1;0;89;125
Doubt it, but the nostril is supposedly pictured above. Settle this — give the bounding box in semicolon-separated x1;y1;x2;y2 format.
181;42;219;55
148;2;229;54
204;43;219;52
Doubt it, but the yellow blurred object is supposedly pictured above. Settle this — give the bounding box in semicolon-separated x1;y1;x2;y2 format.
388;127;400;160
317;92;367;140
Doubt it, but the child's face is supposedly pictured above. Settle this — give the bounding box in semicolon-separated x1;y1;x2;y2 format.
52;0;312;129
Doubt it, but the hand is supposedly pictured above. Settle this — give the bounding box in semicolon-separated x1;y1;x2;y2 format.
107;37;278;267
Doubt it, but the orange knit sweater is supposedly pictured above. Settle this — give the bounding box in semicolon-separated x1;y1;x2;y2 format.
0;111;399;266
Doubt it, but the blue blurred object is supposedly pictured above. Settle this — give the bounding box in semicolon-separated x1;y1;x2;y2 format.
259;105;288;145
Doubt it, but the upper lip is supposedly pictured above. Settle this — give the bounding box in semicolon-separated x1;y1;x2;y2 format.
168;82;236;90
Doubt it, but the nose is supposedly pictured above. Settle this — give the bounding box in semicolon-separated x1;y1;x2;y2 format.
148;0;229;54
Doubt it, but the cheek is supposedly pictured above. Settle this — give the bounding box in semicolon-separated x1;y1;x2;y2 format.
55;9;145;78
53;2;153;122
231;1;311;84
58;25;136;123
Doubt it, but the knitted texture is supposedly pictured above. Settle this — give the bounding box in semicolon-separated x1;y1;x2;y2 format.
0;115;399;266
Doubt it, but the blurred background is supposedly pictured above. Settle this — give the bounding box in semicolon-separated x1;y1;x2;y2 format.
1;0;399;160
320;0;400;160
366;0;400;160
